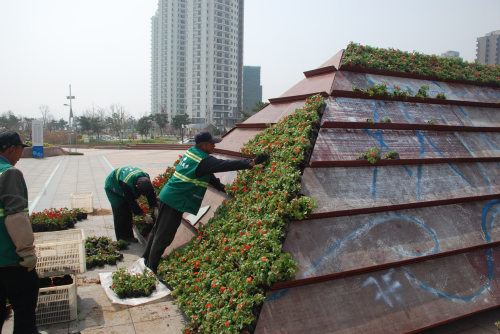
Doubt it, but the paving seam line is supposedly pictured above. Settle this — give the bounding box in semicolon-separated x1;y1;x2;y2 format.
29;156;68;214
100;155;114;174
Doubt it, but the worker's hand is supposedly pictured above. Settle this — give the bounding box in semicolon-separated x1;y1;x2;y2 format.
154;208;159;218
254;152;270;165
19;254;37;272
143;214;154;224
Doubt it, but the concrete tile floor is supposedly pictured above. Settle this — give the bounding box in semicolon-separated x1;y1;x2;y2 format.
4;149;500;334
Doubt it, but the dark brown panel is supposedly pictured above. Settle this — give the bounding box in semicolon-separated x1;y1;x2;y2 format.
338;64;500;88
301;163;500;214
321;96;464;126
331;71;500;105
310;128;473;162
282;200;500;281
256;254;498;334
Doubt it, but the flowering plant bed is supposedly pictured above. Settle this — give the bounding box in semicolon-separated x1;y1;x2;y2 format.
30;208;83;232
110;268;157;298
85;236;126;269
343;42;500;85
352;83;430;100
154;95;323;333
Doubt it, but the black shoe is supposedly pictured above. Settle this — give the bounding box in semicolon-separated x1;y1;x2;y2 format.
127;237;139;243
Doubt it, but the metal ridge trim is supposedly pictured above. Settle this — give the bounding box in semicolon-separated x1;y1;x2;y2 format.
271;242;500;291
302;194;500;220
268;92;329;104
308;157;500;167
303;65;337;78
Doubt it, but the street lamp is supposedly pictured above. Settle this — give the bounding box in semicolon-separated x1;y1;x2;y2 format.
64;85;76;153
181;123;186;144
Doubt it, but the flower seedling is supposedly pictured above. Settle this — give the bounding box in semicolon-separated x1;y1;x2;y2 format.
436;93;447;99
384;150;400;160
356;147;380;164
427;120;436;125
382;116;391;123
366;118;375;125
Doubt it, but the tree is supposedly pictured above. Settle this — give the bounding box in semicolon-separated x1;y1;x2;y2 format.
108;103;127;140
239;109;252;122
39;105;50;128
136;116;152;139
47;116;57;132
171;114;191;130
153;112;169;137
77;116;91;135
58;118;68;131
251;101;269;113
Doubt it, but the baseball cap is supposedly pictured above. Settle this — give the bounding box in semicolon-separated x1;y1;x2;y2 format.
0;131;29;149
194;130;223;144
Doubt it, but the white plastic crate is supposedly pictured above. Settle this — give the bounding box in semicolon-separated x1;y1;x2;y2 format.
70;191;94;213
36;275;77;326
34;229;86;277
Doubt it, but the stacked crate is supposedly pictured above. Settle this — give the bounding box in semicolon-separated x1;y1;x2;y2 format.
34;229;86;326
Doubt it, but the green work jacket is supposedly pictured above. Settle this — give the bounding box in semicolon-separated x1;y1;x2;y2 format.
104;167;149;208
159;146;211;215
0;160;29;266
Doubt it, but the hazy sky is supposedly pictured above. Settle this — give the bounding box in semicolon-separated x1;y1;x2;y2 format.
1;0;499;121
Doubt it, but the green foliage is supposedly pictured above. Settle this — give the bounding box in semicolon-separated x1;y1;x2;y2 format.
356;147;380;164
343;42;500;85
136;116;152;138
384;150;399;160
415;85;430;99
153;112;169;136
110;268;157;298
436;93;447;99
428;119;436;125
172;114;191;130
366;118;375;125
155;95;324;333
382;116;391;123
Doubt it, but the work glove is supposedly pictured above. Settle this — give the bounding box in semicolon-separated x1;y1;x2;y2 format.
19;254;37;272
144;215;154;224
154;208;159;218
254;152;270;165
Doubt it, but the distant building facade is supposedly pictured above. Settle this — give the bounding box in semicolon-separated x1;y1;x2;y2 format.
476;30;500;66
243;66;262;113
151;0;244;128
441;50;461;59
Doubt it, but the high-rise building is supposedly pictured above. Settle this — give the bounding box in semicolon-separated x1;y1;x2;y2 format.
243;66;262;113
150;0;244;128
441;50;461;59
476;30;500;66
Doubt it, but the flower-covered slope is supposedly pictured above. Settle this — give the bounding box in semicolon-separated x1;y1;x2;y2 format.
150;96;324;333
342;42;500;85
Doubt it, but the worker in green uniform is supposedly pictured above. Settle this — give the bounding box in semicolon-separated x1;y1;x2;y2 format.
143;131;269;273
105;167;158;243
0;131;48;334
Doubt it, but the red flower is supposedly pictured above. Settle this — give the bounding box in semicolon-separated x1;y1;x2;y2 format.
225;321;230;326
262;257;267;261
247;277;252;282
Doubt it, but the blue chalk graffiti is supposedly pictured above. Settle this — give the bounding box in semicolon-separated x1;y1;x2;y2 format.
268;200;500;304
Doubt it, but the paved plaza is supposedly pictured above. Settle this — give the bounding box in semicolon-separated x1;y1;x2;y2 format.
2;149;500;333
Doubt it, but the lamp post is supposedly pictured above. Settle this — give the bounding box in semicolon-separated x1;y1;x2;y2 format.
64;85;75;153
181;123;186;144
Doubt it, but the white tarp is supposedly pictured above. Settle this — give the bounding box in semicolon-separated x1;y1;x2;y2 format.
99;258;171;306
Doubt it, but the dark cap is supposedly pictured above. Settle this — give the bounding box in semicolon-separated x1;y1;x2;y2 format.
194;130;223;144
0;131;29;150
136;177;154;196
